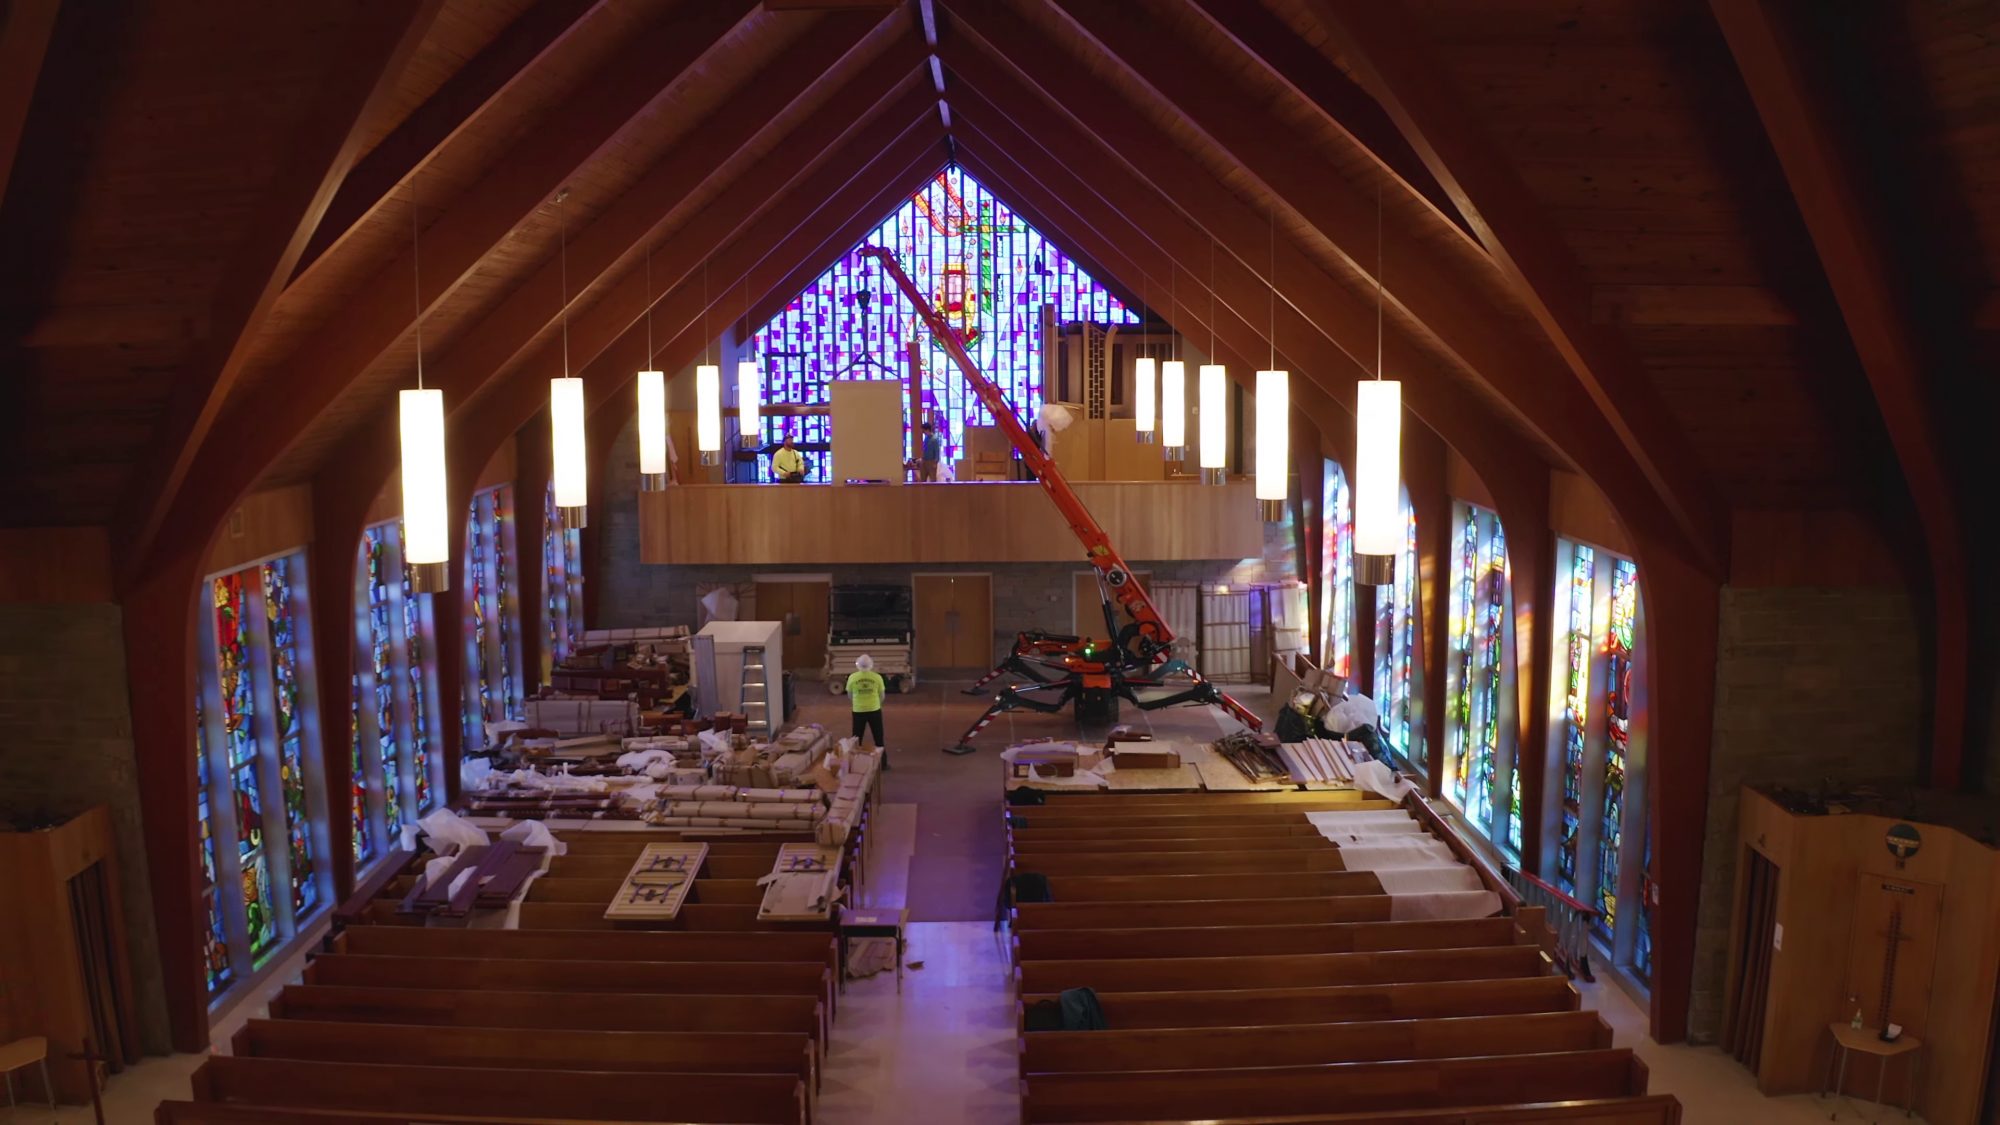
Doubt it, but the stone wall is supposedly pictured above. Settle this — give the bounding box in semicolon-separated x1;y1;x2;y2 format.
0;602;172;1054
1685;586;1922;1041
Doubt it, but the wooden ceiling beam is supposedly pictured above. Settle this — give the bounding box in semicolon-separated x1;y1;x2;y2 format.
291;0;608;281
1185;0;1474;249
0;0;61;205
1044;0;1689;565
138;0;754;576
1711;0;1969;787
116;0;444;586
1303;0;1727;573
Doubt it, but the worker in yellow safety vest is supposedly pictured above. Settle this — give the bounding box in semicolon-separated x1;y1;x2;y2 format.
845;653;888;767
773;436;805;483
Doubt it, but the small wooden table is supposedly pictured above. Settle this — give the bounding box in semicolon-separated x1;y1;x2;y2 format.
838;906;908;994
1823;1022;1923;1119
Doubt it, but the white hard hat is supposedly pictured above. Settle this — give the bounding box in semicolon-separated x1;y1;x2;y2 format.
854;654;875;671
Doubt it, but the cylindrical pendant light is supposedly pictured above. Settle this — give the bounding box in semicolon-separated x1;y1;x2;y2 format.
1198;362;1226;485
737;360;762;448
1354;379;1402;585
550;376;588;528
695;363;722;466
1161;360;1187;458
637;369;667;491
1134;356;1156;443
1255;368;1288;520
399;388;449;592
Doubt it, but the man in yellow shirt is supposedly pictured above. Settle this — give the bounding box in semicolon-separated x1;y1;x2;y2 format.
845;653;887;767
772;437;806;483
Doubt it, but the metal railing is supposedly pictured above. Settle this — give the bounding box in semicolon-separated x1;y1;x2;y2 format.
1502;864;1601;982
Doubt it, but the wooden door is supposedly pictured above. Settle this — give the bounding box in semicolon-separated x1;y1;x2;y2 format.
753;580;829;671
915;574;991;670
1072;570;1151;640
1722;846;1779;1073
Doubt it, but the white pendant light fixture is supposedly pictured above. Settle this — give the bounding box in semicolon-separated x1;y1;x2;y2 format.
1133;274;1155;443
549;188;588;528
1162;265;1185;460
737;272;761;448
637;250;667;491
1198;240;1226;485
696;260;722;467
1355;188;1401;585
1255;210;1289;521
400;175;447;592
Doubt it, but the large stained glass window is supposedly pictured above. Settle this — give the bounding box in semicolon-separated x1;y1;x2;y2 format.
1444;502;1516;855
1371;494;1420;766
195;550;326;1001
1317;461;1353;679
1545;539;1649;985
1595;559;1639;941
464;485;524;750
1555;542;1595;895
354;521;444;847
543;483;584;673
748;167;1135;482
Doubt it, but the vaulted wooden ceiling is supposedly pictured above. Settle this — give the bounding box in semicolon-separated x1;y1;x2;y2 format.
2;0;1990;598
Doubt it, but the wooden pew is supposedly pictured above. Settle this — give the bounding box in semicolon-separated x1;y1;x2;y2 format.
1008;850;1349;875
1019;1011;1610;1074
1039;872;1383;901
546;853;778;879
1011;897;1396;929
271;984;821;1038
187;1056;804;1125
1007;824;1330;841
232;1018;815;1092
1018;1049;1646;1123
1016;945;1549;994
1035;791;1376;806
1009;836;1339;855
1007;804;1393;829
1016;977;1581;1030
304;954;827;998
1018;798;1382;818
1011;918;1514;962
334;924;834;966
513;902;830;932
526;877;767;904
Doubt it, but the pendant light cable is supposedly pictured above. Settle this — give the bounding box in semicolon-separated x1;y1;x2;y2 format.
703;259;710;367
1208;238;1216;360
1269;206;1277;369
558;189;570;378
410;175;424;389
644;249;653;366
1375;183;1383;381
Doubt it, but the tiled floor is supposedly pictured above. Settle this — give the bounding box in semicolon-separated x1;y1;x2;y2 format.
35;686;1929;1123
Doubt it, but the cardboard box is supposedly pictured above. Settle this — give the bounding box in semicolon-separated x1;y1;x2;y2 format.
1108;746;1181;771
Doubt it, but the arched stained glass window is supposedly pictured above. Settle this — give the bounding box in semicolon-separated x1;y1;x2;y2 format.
354;521;445;848
748;167;1136;482
1371;494;1420;766
463;485;525;750
1445;501;1517;856
544;482;584;671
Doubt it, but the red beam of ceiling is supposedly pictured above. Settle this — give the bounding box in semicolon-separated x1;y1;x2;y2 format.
0;0;61;205
135;0;755;577
1045;0;1684;557
1711;0;1968;787
115;0;444;589
1185;0;1474;250
291;0;608;281
1306;0;1728;574
934;13;1536;486
303;12;909;482
310;44;932;548
452;129;945;478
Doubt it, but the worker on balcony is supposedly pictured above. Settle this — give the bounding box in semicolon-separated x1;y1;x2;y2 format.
773;436;806;483
919;421;942;481
846;653;888;768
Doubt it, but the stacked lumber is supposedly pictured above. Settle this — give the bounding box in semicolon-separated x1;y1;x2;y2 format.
161;831;845;1124
1001;789;1680;1125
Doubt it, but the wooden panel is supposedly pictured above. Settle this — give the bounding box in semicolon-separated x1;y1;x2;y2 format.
205;484;313;576
754;579;829;670
0;528;112;602
830;380;906;483
1445;448;1495;511
639;481;1262;564
1548;471;1630;555
914;573;990;669
1101;417;1167;481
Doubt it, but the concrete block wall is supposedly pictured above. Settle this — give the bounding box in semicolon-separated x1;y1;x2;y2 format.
1685;585;1922;1041
0;602;172;1054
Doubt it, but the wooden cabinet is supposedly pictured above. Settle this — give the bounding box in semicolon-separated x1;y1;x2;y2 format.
0;805;140;1104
